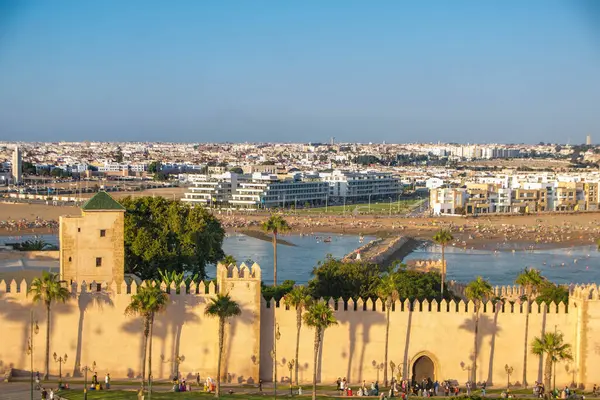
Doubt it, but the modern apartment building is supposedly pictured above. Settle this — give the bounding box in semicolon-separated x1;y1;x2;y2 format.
181;169;400;209
182;172;238;207
229;173;329;209
319;170;402;204
429;187;467;215
431;181;597;215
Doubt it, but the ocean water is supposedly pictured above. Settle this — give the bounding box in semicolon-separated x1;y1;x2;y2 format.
2;234;599;285
220;233;374;284
405;244;600;285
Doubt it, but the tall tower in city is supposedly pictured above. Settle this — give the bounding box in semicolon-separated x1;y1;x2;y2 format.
586;135;592;145
11;146;22;185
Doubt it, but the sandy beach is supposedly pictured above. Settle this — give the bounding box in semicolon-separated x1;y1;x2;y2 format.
1;201;600;251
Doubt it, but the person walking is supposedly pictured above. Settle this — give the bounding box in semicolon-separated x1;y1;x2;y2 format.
105;373;111;389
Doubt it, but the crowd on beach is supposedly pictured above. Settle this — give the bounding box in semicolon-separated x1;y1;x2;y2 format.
3;210;600;252
0;217;58;232
218;213;600;251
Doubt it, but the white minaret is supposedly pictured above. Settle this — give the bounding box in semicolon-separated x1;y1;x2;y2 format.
11;146;22;184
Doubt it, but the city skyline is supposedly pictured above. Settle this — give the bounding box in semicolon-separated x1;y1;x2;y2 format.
0;1;599;143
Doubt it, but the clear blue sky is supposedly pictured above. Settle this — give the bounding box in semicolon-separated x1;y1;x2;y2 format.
0;0;599;144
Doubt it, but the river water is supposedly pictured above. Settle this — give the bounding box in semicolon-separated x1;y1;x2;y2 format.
1;234;598;285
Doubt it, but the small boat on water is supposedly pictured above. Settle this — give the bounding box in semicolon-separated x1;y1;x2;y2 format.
324;236;332;243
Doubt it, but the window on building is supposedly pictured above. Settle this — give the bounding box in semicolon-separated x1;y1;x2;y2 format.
68;257;72;262
95;257;102;267
100;229;106;237
78;228;81;233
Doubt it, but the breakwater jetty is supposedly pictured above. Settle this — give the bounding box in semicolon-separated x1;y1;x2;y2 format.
343;235;420;266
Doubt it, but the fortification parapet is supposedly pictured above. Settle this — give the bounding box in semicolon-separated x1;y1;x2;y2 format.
217;262;262;281
570;283;600;301
260;293;569;314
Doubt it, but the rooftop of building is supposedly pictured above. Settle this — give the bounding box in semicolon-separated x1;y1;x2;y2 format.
81;191;126;212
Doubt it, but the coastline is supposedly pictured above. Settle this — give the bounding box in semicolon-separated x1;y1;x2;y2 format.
2;201;600;253
0;224;597;253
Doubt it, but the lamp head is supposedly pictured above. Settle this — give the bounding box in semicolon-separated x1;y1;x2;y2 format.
64;354;68;362
34;323;39;335
53;352;57;361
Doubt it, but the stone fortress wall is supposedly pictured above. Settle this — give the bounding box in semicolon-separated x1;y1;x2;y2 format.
1;266;600;388
0;263;262;386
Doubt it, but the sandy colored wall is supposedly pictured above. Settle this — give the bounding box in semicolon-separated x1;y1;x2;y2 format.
0;264;261;385
60;211;125;284
1;270;599;390
262;292;599;389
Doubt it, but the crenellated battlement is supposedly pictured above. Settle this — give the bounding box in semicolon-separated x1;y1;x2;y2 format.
217;262;262;280
0;278;220;296
264;295;569;314
570;283;600;300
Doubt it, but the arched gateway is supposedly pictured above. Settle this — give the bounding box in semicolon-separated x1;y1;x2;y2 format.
411;352;438;382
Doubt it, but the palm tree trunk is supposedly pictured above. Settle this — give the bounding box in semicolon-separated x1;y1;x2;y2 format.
295;309;301;386
544;354;552;390
141;318;149;392
148;313;155;393
217;318;225;398
441;245;445;298
273;233;278;286
384;304;390;386
522;298;530;387
44;302;51;380
312;328;320;400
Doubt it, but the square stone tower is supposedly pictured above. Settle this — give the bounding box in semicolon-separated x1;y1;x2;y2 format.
59;191;126;284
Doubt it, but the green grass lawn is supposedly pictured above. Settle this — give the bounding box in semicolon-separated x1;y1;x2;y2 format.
58;390;353;400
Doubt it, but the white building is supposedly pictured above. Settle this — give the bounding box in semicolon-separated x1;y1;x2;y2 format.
319;170;401;204
230;173;329;209
11;146;22;184
182;172;238;207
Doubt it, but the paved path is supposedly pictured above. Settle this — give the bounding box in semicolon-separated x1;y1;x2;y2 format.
0;382;37;400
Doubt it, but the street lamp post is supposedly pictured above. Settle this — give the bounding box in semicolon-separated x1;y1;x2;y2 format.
368;194;372;213
81;362;96;400
389;197;392;216
504;364;513;390
53;352;68;387
26;311;39;400
288;360;295;396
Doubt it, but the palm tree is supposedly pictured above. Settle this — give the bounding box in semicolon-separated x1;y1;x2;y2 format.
531;332;573;390
377;270;399;387
220;255;237;266
262;215;290;286
464;276;493;383
124;284;169;394
283;286;313;386
515;268;545;386
28;271;71;380
304;301;337;400
433;229;453;297
205;293;241;398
